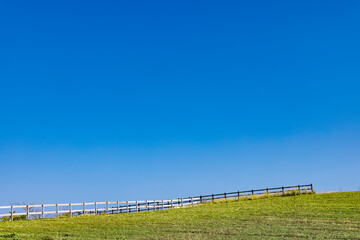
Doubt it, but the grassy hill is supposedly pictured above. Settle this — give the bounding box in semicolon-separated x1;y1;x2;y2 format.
0;192;359;239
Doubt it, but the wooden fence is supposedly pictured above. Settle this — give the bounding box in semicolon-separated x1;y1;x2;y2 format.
195;184;313;202
0;184;313;221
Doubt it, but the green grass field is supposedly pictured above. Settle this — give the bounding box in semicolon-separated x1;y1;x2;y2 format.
0;192;359;239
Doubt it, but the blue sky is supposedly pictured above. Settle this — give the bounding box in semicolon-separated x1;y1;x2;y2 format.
0;0;359;205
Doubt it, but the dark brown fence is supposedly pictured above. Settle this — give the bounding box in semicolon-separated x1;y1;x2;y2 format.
196;184;313;203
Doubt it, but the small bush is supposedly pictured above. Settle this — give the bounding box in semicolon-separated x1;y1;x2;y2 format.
3;233;23;240
0;213;26;222
42;236;55;240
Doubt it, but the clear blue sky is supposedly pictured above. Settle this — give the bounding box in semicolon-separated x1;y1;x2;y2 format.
1;1;359;205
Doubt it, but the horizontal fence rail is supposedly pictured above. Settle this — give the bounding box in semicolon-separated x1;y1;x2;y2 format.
0;184;313;221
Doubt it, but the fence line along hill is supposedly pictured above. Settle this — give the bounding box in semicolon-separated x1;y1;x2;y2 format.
0;184;313;221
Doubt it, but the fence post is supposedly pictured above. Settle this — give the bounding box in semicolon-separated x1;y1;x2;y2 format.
266;188;269;195
224;193;227;200
154;201;156;211
69;204;72;217
11;206;13;221
282;186;285;195
212;194;214;202
83;203;86;216
95;202;97;215
162;200;164;210
310;184;313;193
298;185;301;194
146;200;148;211
251;190;254;196
237;191;240;199
126;201;129;213
181;198;183;207
117;201;119;214
200;196;202;204
26;205;29;220
191;197;193;206
56;204;59;217
171;199;173;208
106;202;108;214
42;204;45;219
136;201;138;212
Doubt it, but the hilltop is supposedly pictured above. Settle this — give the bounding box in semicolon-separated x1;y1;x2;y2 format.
0;192;359;239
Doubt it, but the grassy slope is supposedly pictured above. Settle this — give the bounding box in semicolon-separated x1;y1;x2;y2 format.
0;192;359;240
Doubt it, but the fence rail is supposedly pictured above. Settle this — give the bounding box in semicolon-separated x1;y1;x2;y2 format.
0;184;313;221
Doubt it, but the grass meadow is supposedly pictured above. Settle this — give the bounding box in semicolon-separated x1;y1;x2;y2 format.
0;191;359;239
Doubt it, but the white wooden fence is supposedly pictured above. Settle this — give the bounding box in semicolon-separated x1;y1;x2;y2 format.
0;197;200;221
